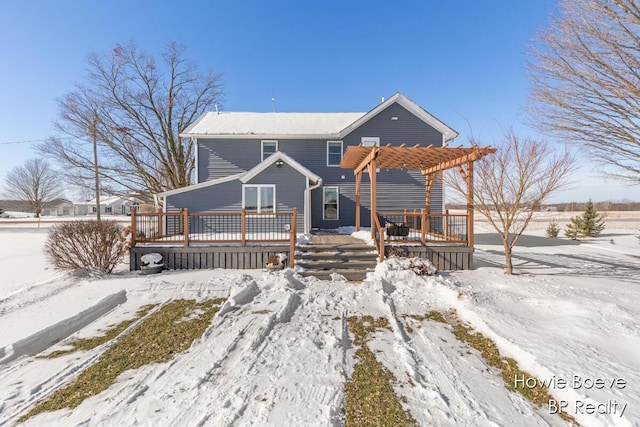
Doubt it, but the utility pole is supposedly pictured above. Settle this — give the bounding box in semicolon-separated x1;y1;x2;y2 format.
91;116;101;221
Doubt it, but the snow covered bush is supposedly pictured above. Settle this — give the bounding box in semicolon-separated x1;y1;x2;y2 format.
44;220;126;273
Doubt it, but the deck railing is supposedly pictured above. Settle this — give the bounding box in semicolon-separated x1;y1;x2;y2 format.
372;209;470;261
130;208;297;268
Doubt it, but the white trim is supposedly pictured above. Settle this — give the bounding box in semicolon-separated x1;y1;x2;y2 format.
362;138;380;173
361;137;379;147
305;176;323;234
242;184;276;213
241;151;321;184
326;140;343;167
193;137;199;184
261;140;278;161
157;172;246;197
181;133;344;140
322;186;339;220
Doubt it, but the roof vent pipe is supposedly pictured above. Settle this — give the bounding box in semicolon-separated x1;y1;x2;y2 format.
381;97;385;103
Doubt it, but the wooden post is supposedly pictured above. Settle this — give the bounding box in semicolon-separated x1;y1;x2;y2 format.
425;174;434;237
444;212;449;241
466;161;474;247
241;208;246;247
355;171;362;231
131;208;137;247
183;208;190;247
379;228;385;262
369;159;377;241
421;208;426;244
289;208;297;268
157;207;163;238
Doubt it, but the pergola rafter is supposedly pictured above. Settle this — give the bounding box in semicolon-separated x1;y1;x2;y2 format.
340;144;496;248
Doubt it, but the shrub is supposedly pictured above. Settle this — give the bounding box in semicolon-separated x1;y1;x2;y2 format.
44;220;126;273
546;221;560;238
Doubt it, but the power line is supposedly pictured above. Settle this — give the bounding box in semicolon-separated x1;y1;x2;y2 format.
0;137;75;145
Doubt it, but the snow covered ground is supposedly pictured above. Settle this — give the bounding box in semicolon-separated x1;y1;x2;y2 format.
0;214;639;426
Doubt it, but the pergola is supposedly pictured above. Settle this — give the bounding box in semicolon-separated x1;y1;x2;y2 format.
340;144;496;247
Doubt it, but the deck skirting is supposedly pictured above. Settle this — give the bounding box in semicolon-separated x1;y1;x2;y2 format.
130;245;290;271
386;245;474;270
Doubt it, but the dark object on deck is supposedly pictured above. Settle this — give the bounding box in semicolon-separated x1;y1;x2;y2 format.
386;222;410;237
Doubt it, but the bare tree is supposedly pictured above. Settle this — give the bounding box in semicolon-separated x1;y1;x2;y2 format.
448;132;575;274
42;41;223;196
529;0;640;183
2;159;63;217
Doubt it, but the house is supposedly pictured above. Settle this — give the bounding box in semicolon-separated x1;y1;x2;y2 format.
87;196;140;215
41;199;74;216
159;93;458;234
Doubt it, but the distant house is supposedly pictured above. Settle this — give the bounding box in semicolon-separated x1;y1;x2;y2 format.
87;196;140;215
158;92;459;234
41;199;74;216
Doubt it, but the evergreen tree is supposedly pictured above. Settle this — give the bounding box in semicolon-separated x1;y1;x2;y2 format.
581;200;606;237
564;200;605;239
546;221;560;238
564;217;583;240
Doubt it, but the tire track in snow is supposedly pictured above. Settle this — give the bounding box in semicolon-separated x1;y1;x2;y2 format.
0;300;170;426
377;276;563;426
136;275;347;427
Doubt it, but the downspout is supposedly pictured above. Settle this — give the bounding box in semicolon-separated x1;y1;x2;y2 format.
304;177;323;234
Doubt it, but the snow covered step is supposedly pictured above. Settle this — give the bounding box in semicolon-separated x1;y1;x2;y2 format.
297;244;375;253
298;268;375;282
296;239;378;282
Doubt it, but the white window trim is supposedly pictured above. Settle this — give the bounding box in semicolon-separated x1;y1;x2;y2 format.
322;186;339;220
361;137;380;172
242;184;276;213
261;140;278;161
326;140;343;167
361;137;379;147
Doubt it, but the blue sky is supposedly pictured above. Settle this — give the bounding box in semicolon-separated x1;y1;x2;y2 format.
0;0;635;202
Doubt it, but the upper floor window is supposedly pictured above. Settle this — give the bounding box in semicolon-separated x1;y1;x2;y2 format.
361;137;379;147
327;141;343;167
262;140;278;161
361;137;380;172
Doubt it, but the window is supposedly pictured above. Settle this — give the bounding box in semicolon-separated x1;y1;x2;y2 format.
361;137;380;172
327;141;343;167
261;140;278;160
361;137;379;147
243;185;276;213
323;187;339;220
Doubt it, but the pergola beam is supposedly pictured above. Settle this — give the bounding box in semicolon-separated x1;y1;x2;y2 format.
354;146;380;175
421;149;494;175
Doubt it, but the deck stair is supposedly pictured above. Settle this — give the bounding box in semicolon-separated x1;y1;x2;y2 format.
296;234;378;282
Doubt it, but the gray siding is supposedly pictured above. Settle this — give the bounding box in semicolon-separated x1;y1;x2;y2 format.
166;180;243;213
245;162;306;233
194;101;449;229
167;163;306;234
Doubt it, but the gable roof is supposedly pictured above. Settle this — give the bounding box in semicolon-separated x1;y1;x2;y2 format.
340;93;459;142
180;92;458;142
158;152;321;197
240;151;321;184
181;112;364;139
